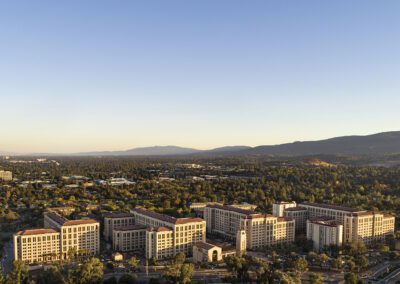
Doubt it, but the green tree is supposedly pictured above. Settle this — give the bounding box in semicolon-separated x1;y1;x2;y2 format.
292;257;308;273
224;254;246;280
175;252;186;265
128;257;139;271
0;265;5;284
179;263;194;284
36;266;65;284
118;274;138;284
6;260;28;284
331;258;343;270
355;255;368;271
344;272;358;284
73;257;104;284
103;277;118;284
148;279;160;284
309;272;324;284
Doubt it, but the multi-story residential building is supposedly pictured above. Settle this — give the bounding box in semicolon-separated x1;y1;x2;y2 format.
103;212;135;241
131;208;206;259
190;202;256;218
13;229;61;264
344;211;395;244
272;201;297;217
190;202;223;218
0;170;12;181
241;214;295;249
44;212;100;259
14;213;100;264
112;225;147;252
306;218;343;251
281;202;395;244
204;204;256;238
284;207;308;233
204;204;295;249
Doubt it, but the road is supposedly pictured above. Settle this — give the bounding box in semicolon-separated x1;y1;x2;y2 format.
104;267;231;283
380;267;400;284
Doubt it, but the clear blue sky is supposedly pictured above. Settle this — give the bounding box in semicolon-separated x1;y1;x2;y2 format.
1;1;399;153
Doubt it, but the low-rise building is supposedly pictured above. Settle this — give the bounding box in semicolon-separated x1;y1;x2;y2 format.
193;242;222;263
112;252;123;262
0;170;12;181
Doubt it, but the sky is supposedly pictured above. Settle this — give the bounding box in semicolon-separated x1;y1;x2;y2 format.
1;1;399;153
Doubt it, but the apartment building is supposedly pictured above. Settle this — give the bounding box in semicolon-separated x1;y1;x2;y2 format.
14;213;100;264
112;225;147;252
103;212;135;241
241;214;295;249
0;170;12;181
204;204;256;238
284;207;308;233
131;208;206;259
281;202;395;244
13;229;61;264
344;211;395;244
204;204;295;249
44;212;100;259
272;201;297;217
306;218;343;251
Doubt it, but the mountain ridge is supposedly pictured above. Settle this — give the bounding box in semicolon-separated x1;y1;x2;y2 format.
2;131;400;157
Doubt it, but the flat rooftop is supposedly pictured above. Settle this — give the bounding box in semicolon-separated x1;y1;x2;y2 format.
206;204;256;216
16;228;59;236
103;212;135;219
46;212;98;226
132;208;204;225
113;225;147;231
300;202;364;213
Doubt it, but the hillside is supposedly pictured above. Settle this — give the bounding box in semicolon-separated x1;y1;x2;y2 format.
243;131;400;156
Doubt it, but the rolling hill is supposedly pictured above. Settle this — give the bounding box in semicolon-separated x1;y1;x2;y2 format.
242;131;400;156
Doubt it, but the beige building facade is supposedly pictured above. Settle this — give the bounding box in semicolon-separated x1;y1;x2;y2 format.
204;204;295;249
192;242;222;263
112;225;147;252
14;213;99;264
0;170;12;181
280;202;395;244
272;201;297;217
13;229;61;264
131;208;206;260
103;212;135;241
306;218;343;251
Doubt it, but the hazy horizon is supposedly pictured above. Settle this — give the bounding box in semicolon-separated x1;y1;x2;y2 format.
1;1;400;153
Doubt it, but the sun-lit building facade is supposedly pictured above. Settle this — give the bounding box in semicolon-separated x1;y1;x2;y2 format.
130;208;206;259
281;202;395;244
14;213;99;264
204;204;295;249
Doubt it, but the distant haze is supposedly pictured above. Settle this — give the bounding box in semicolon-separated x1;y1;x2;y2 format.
3;131;400;157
